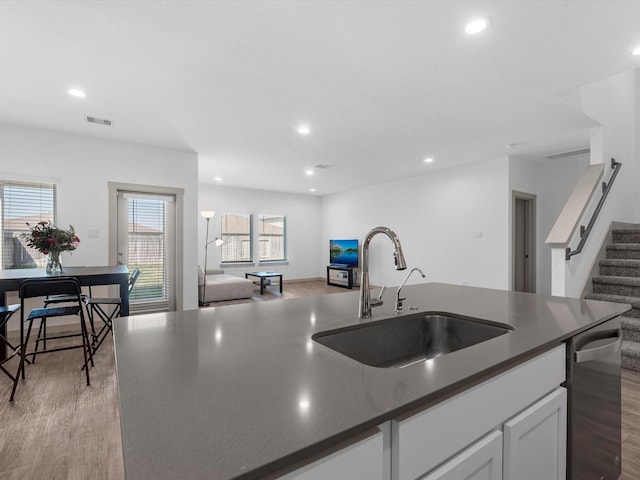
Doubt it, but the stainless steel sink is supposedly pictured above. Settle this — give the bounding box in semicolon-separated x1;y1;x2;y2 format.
312;312;513;368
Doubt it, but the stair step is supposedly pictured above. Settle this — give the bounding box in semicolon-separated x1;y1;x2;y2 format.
622;316;640;343
622;340;640;372
612;229;640;244
599;259;640;277
606;243;640;260
584;293;638;317
592;276;640;296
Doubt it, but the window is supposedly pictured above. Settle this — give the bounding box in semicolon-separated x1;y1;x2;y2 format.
259;214;286;262
221;212;253;263
1;180;56;269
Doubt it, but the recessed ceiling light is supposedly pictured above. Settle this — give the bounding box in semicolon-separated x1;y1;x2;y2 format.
296;124;311;135
305;169;314;176
309;188;316;192
633;45;640;56
214;177;223;182
424;157;434;164
68;88;87;98
465;18;489;35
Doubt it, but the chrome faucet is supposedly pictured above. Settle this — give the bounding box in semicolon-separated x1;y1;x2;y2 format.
395;267;426;313
359;226;407;318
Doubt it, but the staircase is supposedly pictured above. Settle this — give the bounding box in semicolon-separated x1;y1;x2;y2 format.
585;227;640;371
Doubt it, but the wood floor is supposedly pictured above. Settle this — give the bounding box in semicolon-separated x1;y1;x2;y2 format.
622;367;640;479
0;279;639;480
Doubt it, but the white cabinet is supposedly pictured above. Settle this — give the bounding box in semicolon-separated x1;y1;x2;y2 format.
503;387;567;480
281;346;567;480
420;431;503;480
392;345;566;480
420;384;566;480
278;429;384;480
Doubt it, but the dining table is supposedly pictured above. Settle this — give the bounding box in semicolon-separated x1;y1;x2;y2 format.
0;265;129;360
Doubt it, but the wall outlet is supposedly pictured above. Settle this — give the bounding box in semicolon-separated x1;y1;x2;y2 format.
472;231;483;239
87;229;99;239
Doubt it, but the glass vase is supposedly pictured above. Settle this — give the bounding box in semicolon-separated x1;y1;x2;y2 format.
46;250;63;274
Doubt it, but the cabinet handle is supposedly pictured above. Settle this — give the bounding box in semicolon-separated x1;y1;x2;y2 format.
574;329;622;363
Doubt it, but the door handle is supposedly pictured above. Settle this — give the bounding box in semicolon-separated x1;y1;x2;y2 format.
575;328;622;363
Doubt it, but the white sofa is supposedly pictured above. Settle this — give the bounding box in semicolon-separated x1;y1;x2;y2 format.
198;267;254;303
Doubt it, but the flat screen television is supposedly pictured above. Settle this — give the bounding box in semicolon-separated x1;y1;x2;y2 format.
330;239;359;267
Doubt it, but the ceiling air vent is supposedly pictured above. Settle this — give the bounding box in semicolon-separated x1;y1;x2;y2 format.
85;116;112;126
314;164;336;169
545;148;589;160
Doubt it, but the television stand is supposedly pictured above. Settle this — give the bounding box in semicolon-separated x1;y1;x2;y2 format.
327;265;358;289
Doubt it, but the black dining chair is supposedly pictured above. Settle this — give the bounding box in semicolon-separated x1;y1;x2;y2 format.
84;267;140;354
41;290;94;347
0;304;22;401
18;277;93;386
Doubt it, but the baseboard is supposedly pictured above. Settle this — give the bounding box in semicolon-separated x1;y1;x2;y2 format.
285;277;324;283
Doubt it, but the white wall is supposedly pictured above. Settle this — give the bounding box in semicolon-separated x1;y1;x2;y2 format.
557;69;639;296
321;157;511;290
509;153;590;296
535;153;591;295
637;71;640;219
0;122;199;331
198;184;322;280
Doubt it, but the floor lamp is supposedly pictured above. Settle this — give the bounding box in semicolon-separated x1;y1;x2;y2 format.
200;210;224;306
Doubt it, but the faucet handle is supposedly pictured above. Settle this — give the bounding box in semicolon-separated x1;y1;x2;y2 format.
371;286;386;307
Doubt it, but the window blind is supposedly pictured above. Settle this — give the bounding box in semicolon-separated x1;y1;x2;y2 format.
120;192;176;313
0;180;56;269
220;212;253;263
259;214;286;261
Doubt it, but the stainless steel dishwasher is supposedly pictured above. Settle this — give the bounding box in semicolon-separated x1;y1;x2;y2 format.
566;316;622;480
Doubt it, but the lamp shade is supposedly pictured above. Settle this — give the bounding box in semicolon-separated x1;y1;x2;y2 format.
200;210;216;219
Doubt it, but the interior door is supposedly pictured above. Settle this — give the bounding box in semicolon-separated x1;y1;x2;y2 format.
116;191;176;313
513;192;536;293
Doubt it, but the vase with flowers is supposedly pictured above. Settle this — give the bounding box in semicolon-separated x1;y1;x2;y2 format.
22;221;80;273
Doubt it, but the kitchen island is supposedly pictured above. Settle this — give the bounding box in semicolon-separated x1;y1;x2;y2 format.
113;283;628;479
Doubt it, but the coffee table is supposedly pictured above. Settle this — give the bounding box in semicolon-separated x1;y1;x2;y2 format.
245;271;283;295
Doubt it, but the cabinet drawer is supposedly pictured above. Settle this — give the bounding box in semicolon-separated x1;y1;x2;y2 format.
278;429;384;480
392;344;565;480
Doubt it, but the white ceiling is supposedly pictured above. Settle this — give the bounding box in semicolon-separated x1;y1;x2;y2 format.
1;1;639;196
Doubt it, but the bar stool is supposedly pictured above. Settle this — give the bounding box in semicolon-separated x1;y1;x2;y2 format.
18;277;93;386
0;304;22;401
84;267;140;354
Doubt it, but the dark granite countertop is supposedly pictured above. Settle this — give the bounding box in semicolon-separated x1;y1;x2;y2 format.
113;283;629;480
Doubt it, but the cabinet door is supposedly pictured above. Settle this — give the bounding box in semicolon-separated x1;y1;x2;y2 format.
503;387;567;480
420;431;502;480
278;429;384;480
